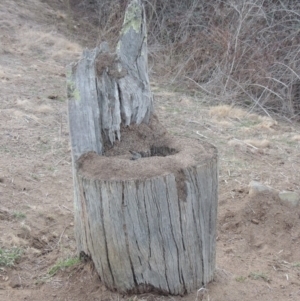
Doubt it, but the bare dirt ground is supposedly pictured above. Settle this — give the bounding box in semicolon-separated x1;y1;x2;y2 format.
0;1;300;300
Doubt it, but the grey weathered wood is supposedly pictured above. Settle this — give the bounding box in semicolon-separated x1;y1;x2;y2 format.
67;0;218;295
67;0;154;254
74;150;218;295
67;46;104;162
116;0;153;126
67;0;153;161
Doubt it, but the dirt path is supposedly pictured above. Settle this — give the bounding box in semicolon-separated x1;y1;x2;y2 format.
0;1;300;300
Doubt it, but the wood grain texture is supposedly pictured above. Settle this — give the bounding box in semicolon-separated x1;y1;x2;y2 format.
75;153;218;295
67;0;153;160
116;0;153;126
67;0;154;254
67;46;104;162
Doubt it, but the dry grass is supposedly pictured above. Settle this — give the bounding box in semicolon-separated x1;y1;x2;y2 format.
14;99;54;118
8;110;39;122
253;117;277;130
209;105;249;119
0;69;6;79
208;105;277;131
227;138;270;149
19;28;81;63
35;0;300;120
144;0;300;119
35;105;54;114
0;0;83;64
244;139;270;149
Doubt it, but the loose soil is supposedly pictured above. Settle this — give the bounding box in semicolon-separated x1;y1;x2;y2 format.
0;1;300;301
79;122;216;181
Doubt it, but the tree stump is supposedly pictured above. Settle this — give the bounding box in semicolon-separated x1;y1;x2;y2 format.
67;0;218;295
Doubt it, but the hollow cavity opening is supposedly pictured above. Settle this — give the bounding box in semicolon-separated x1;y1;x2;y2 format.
130;145;178;160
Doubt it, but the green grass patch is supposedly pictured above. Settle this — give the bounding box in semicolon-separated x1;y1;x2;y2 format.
292;262;300;268
237;119;260;128
30;173;40;181
12;211;26;219
249;272;270;282
235;276;247;282
284;140;297;147
48;257;80;276
47;166;56;171
0;248;23;267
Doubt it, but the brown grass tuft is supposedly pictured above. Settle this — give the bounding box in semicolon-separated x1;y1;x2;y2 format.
12;110;40;122
19;28;81;63
16;98;31;109
244;139;270;149
209;105;246;119
35;105;54;113
0;69;6;79
228;139;244;147
55;11;67;20
254;117;278;131
213;120;233;128
291;135;300;141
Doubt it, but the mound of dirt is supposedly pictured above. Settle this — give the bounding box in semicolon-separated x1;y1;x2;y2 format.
213;189;300;301
219;191;300;261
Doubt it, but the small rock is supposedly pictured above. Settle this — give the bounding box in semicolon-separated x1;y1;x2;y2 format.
48;95;58;100
251;219;259;225
278;191;300;207
248;181;272;196
9;275;21;288
130;150;142;160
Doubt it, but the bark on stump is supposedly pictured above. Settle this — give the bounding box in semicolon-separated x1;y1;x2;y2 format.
67;0;218;295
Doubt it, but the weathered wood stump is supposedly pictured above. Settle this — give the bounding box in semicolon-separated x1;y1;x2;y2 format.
76;131;218;295
67;0;218;295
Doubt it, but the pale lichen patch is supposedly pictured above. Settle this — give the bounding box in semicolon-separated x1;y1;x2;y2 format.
67;79;80;102
121;0;142;35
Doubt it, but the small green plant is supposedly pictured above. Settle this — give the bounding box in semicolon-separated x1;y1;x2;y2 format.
0;248;22;267
48;257;80;276
235;276;247;282
249;272;270;282
286;140;297;147
292;262;300;268
57;97;65;102
0;146;10;153
30;173;40;181
47;166;56;171
238;119;260;128
13;211;26;219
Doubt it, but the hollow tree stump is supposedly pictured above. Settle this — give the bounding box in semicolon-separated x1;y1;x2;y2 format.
67;0;218;295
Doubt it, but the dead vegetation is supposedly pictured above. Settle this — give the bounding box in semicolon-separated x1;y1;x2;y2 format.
63;0;300;120
147;0;300;119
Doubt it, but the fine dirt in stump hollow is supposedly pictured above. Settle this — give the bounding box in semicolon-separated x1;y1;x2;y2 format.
0;1;300;301
79;117;215;182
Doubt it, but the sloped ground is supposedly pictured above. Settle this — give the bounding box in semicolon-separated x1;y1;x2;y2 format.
0;1;300;300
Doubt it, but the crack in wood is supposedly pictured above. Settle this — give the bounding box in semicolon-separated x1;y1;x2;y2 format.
152;181;170;293
165;177;182;291
122;182;138;287
100;186;115;287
